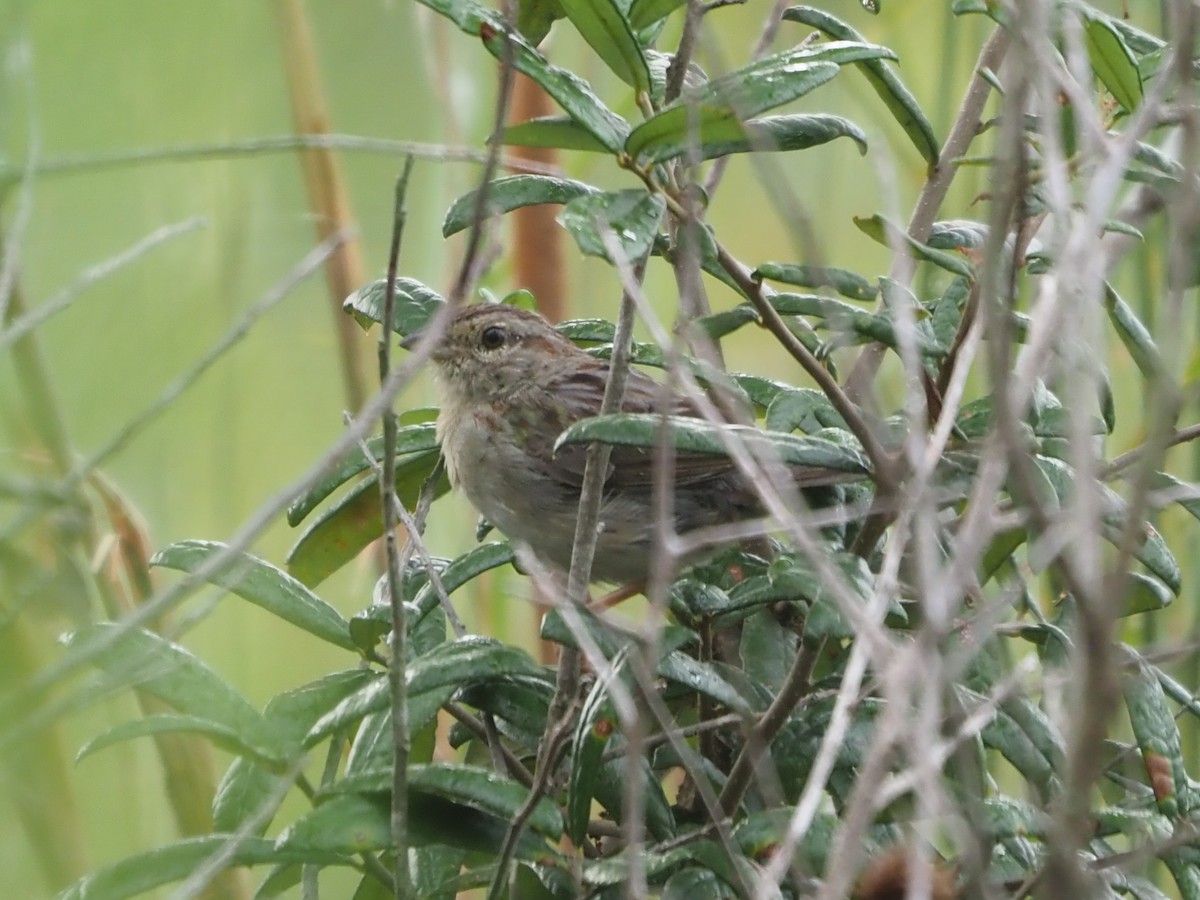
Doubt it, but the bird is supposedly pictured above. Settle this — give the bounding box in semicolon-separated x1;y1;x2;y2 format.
403;302;860;587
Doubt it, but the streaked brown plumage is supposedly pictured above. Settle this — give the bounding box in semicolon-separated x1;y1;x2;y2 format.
408;303;850;584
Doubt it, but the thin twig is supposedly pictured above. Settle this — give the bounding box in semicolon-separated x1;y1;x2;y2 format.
718;636;822;815
379;158;417;900
0;217;206;355
0;134;561;190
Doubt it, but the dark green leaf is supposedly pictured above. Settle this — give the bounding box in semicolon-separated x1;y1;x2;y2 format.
658;651;755;714
558;189;665;261
76;714;274;767
411;541;517;622
662;868;735;899
305;637;542;746
286;424;440;526
1105;283;1166;380
771;291;943;356
739;609;797;693
500;115;612;152
56;836;350;900
518;0;566;44
1123;648;1190;817
855;214;976;279
695;304;759;340
755;261;876;301
455;677;553;750
626;44;871;162
560;0;650;91
1083;13;1143;112
276;793;392;855
151;540;356;652
330;763;564;839
214;670;373;834
555;413;870;474
764;387;844;434
1122;572;1173;617
926;219;988;250
285;451;448;588
965;686;1059;797
628;0;685;29
343;277;445;337
442;175;599;238
481;23;631;152
569;674;618;843
593;753;677;841
62;624;282;760
652;113;868;164
782;6;939;164
1151;471;1200;523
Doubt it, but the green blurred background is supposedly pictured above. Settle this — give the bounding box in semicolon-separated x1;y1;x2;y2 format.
0;1;1168;896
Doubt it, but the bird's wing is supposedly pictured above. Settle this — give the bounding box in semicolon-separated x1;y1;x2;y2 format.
543;363;740;490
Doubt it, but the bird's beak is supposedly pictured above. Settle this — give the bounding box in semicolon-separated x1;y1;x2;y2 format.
399;330;423;351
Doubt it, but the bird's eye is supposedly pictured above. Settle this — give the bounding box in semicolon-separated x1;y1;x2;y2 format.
480;326;507;350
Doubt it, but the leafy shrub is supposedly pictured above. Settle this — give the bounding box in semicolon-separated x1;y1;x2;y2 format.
39;1;1200;898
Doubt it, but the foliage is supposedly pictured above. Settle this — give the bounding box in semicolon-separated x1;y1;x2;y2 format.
14;1;1200;898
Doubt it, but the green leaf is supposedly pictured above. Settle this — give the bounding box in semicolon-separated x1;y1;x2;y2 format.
770;292;943;356
151;540;356;652
56;835;350;900
1083;12;1143;112
455;677;553;750
76;714;275;767
755;261;876;301
1151;471;1200;523
62;624;282;760
739;609;797;693
662;868;735;899
286;424;440;526
500;115;611;153
331;763;564;840
560;0;650;91
481;22;630;153
410;541;517;622
782;7;939;164
442;175;599;238
1123;648;1190;817
517;0;566;44
214;670;374;834
569;673;619;843
414;0;630;151
305;637;542;746
695;304;759;340
276;793;392;855
764;387;845;434
343;277;444;338
658;651;755;715
556;413;870;475
558;189;665;261
980;528;1026;585
285;451;448;588
854;214;976;279
626;43;891;163
1122;572;1173;617
628;0;685;29
637;112;868;165
1123;521;1181;596
593;753;677;841
1104;283;1165;380
412;0;503;32
966;686;1060;797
